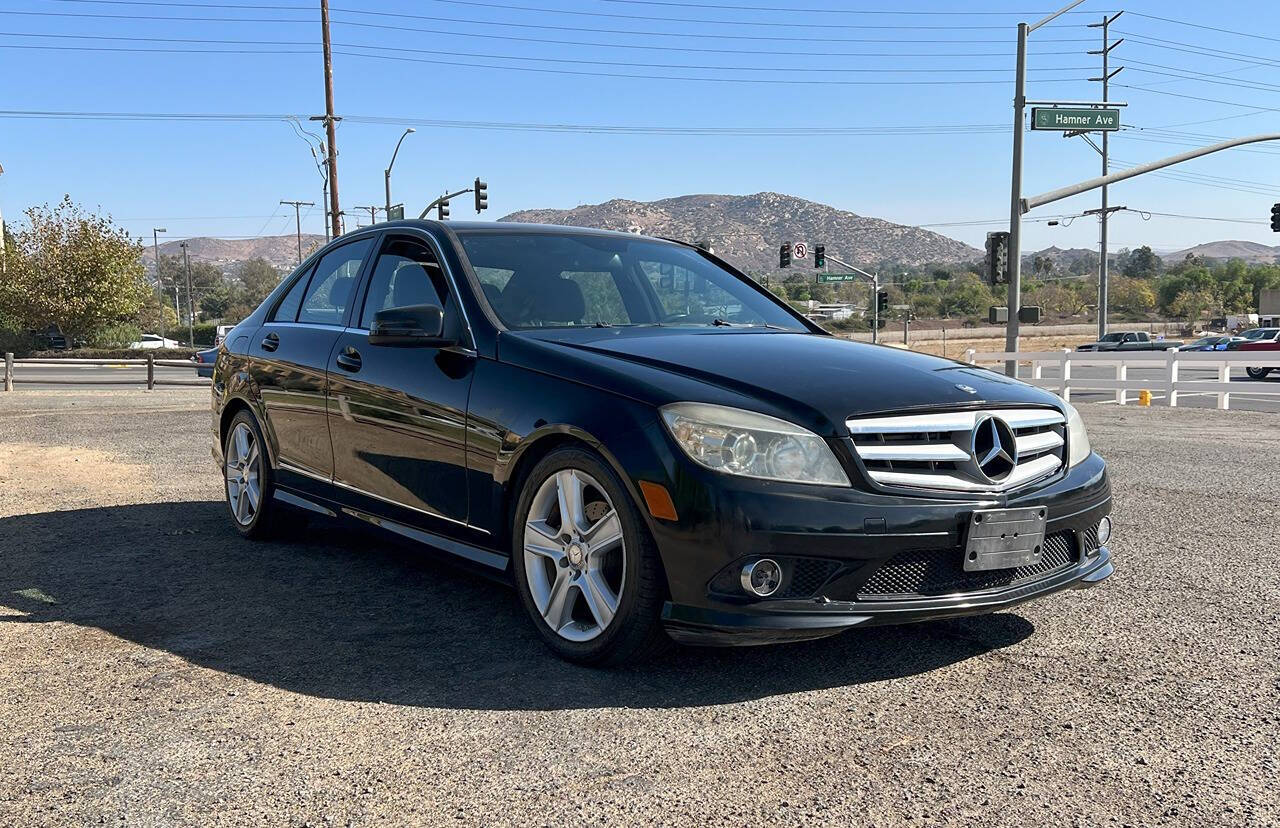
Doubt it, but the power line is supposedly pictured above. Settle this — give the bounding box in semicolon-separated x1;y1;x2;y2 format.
598;0;1110;14
0;27;1090;57
1114;84;1280;114
335;48;1091;85
0;108;1008;136
1125;11;1280;45
0;8;1096;45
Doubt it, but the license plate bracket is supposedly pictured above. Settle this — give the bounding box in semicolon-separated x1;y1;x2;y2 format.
963;507;1047;572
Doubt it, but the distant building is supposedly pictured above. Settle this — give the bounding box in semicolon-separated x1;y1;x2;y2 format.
1261;289;1280;328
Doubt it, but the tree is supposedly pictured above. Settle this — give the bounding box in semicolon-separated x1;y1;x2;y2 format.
1169;289;1214;323
1122;245;1162;279
1109;277;1156;316
200;282;233;320
235;258;281;306
0;196;147;339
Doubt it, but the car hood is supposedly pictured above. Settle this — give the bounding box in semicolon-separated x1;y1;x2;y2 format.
508;329;1062;436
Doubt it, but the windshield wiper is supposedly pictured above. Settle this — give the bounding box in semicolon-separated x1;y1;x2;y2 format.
708;318;782;329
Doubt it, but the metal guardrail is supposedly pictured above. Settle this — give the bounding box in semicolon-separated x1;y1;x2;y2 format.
2;352;211;391
964;348;1280;410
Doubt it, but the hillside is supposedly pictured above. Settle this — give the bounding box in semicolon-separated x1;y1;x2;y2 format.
142;234;326;274
499;192;981;271
1162;240;1280;264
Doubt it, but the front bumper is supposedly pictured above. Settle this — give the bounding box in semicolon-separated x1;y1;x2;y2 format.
643;446;1113;646
663;544;1112;645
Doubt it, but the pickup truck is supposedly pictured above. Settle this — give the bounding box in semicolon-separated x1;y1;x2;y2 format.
1233;329;1280;379
1076;331;1183;352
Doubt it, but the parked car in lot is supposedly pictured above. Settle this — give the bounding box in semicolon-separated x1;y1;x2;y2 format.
1076;331;1182;352
129;333;182;349
210;221;1114;664
1178;335;1246;352
192;346;218;378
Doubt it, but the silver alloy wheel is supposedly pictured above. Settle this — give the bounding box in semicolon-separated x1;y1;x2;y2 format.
522;469;626;643
225;422;263;526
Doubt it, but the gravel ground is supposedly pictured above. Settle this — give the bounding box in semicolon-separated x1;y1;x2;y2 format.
1;390;1277;827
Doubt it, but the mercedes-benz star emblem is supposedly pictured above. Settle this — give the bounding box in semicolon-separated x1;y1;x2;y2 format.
971;415;1018;482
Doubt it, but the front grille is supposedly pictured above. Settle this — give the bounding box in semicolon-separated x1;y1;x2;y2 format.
847;407;1066;494
857;531;1078;599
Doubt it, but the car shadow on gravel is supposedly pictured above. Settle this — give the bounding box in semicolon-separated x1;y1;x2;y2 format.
0;502;1034;710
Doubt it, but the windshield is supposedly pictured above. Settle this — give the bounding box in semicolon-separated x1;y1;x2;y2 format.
457;232;806;331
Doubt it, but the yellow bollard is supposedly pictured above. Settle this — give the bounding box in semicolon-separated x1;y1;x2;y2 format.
1138;389;1152;406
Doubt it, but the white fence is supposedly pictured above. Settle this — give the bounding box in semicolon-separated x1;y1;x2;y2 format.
2;353;210;391
964;348;1280;410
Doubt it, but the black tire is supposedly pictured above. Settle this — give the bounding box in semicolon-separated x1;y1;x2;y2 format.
223;409;298;539
1245;367;1271;380
511;447;671;666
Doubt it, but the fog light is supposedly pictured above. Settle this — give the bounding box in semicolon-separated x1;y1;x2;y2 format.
1097;515;1112;546
740;558;782;597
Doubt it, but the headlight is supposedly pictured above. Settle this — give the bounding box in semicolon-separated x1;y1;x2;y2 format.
1064;401;1091;467
660;402;850;486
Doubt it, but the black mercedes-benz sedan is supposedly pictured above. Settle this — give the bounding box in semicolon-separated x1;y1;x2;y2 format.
210;220;1113;665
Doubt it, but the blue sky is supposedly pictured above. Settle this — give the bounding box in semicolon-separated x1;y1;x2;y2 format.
1;0;1278;257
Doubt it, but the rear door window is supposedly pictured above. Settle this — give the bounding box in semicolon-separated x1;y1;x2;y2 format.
271;269;312;322
298;238;373;326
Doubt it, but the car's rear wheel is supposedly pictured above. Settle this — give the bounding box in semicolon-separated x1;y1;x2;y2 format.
1246;367;1271;380
511;447;669;666
223;409;292;539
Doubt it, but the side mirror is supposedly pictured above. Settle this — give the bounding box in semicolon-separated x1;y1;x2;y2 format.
368;304;448;346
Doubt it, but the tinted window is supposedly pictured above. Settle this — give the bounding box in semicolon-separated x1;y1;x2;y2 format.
457;232;804;331
298;238;373;326
271;268;312;322
360;237;449;329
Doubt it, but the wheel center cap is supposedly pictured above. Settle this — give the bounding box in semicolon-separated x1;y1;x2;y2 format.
566;543;586;568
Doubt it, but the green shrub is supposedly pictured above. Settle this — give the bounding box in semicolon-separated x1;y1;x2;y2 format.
87;322;142;349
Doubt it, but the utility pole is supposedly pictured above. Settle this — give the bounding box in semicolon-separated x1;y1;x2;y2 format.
1005;0;1087;376
1089;12;1124;340
280;200;314;264
353;205;382;225
316;0;342;239
179;240;194;348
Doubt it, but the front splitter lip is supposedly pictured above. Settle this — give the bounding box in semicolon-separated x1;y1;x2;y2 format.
662;545;1112;646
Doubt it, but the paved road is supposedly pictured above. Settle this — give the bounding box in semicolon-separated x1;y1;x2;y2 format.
1;390;1276;826
9;361;207;390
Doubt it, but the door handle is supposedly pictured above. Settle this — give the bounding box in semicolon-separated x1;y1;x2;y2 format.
335;348;362;372
260;332;279;352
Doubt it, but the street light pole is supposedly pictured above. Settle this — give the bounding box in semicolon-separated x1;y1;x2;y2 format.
179;240;194;348
1005;0;1088;376
152;227;177;332
384;127;415;215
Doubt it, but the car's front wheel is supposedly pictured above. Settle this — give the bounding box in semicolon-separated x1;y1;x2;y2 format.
511;447;669;666
1246;367;1272;380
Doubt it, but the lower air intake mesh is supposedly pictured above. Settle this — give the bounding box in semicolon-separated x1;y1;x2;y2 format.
857;531;1077;599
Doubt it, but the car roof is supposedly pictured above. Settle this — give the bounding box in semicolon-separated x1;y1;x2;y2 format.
375;218;684;244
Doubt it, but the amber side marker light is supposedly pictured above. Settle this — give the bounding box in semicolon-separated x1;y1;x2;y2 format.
638;480;678;521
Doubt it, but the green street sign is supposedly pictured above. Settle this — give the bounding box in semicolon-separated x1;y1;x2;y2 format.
1032;107;1120;132
387;204;405;221
817;273;858;283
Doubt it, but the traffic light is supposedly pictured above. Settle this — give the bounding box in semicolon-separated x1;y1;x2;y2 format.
1271;203;1280;232
475;178;488;213
437;198;450;220
876;290;889;313
779;243;791;269
814;244;826;268
985;231;1010;285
